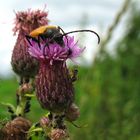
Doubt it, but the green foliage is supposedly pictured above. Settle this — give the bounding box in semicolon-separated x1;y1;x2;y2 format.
70;4;140;140
0;78;45;121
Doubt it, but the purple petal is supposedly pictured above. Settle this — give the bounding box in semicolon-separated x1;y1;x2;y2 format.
28;35;85;64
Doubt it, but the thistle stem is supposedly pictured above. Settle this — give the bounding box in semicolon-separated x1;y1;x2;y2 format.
15;94;27;116
15;78;34;117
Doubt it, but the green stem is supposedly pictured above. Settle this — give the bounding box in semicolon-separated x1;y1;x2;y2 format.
15;78;34;117
15;95;27;117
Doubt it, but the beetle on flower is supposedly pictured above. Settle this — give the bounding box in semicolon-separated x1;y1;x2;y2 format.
27;27;84;113
26;25;99;113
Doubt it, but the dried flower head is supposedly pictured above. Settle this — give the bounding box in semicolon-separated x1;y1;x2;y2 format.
11;9;49;79
1;117;31;140
13;9;49;35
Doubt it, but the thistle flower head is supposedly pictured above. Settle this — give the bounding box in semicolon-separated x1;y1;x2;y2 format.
11;9;49;78
28;35;85;65
28;27;84;112
1;117;31;140
49;128;69;140
13;9;49;35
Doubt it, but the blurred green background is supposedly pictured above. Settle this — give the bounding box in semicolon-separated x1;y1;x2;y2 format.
0;1;140;140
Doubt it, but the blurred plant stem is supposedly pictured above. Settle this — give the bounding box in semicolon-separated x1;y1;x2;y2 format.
15;79;34;117
89;1;131;139
99;0;131;52
15;93;28;117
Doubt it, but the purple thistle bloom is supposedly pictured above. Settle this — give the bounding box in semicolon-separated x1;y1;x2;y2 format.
28;35;85;64
27;34;84;112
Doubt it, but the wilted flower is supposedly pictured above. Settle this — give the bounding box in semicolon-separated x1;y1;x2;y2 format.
11;9;49;79
28;35;84;113
12;9;49;35
1;117;31;140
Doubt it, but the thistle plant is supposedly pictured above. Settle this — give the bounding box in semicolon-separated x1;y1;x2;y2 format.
26;33;84;139
0;8;49;140
11;9;49;82
0;6;100;140
28;35;84;112
11;9;49;118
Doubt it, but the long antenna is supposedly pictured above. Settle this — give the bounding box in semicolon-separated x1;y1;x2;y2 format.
61;29;100;44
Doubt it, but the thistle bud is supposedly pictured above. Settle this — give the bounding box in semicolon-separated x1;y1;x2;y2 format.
1;117;31;140
40;116;51;128
17;83;34;96
65;103;80;122
49;128;69;140
11;9;49;78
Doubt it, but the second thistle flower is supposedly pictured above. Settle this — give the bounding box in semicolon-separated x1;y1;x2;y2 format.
11;9;49;79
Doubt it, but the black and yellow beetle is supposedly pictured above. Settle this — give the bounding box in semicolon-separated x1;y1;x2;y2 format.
26;25;65;47
26;25;100;48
